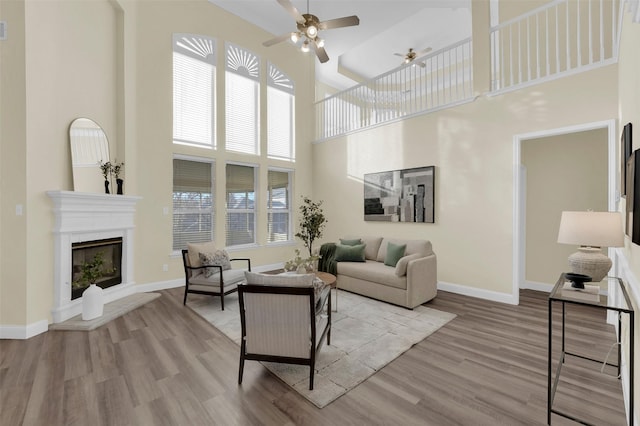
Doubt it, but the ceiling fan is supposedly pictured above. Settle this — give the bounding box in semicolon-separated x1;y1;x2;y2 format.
394;47;433;67
263;0;360;63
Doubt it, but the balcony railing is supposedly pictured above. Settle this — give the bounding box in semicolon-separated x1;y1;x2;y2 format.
490;0;622;94
314;0;625;141
315;38;474;141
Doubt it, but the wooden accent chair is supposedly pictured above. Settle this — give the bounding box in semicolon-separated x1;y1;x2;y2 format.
181;241;251;310
238;272;331;390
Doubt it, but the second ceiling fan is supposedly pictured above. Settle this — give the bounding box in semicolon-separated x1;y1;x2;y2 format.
263;0;360;63
394;47;433;67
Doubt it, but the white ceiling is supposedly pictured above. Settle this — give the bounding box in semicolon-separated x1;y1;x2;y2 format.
208;0;472;90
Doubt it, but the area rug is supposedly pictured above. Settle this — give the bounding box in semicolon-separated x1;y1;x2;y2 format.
188;290;456;408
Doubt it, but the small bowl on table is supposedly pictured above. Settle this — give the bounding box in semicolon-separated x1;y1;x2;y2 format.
564;272;592;289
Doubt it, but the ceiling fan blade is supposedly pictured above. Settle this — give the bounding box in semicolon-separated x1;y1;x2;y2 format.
393;53;404;57
314;45;330;63
263;32;294;47
277;0;305;24
415;47;433;56
318;15;360;30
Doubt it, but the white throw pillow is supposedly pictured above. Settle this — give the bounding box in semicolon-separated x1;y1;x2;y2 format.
187;241;217;267
199;250;231;278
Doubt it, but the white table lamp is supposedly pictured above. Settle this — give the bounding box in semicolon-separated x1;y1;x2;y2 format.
557;211;624;282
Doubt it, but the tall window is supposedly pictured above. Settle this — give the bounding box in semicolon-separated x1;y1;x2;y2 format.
173;158;214;250
226;163;256;247
267;169;292;243
173;34;216;149
267;63;295;160
225;43;260;155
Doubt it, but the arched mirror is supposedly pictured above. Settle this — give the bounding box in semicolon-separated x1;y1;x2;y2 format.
69;118;110;193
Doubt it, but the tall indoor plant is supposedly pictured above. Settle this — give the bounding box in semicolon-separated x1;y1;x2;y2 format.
295;196;327;257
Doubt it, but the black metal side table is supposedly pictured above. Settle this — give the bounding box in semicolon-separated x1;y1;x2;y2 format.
548;273;634;425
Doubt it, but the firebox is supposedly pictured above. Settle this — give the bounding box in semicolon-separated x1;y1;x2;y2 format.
71;237;123;300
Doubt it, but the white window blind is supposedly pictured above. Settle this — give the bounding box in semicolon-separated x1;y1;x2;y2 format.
225;43;260;155
267;63;295;160
173;159;214;250
172;34;216;149
225;163;256;247
267;169;291;243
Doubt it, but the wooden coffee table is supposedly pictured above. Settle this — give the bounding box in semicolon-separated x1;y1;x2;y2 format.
315;271;337;311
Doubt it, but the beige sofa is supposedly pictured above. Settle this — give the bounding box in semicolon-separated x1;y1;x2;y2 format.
334;236;437;309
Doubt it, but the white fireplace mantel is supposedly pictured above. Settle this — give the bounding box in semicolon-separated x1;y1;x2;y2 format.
47;190;142;323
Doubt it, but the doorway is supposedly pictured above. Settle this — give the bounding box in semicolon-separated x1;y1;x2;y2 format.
512;120;617;304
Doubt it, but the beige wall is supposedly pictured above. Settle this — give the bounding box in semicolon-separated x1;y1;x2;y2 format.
617;7;640;418
0;0;315;327
132;0;315;284
522;130;608;286
0;0;28;327
0;0;633;331
313;64;618;295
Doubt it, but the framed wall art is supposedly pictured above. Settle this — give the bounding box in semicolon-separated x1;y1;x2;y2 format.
621;122;633;197
626;149;640;244
364;166;435;223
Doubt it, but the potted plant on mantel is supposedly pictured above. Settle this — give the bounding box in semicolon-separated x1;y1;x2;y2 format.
99;161;112;194
98;160;125;195
73;251;113;320
112;160;124;194
285;196;327;273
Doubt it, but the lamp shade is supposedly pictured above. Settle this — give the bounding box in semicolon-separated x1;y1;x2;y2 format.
557;211;624;248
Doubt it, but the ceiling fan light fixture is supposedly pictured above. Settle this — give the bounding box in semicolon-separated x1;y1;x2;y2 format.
306;25;318;38
263;0;360;64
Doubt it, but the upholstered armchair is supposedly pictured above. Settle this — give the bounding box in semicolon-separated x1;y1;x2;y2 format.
181;241;251;310
237;271;331;390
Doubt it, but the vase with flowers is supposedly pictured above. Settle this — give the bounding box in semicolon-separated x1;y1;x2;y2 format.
99;160;112;194
112;160;125;194
72;251;114;320
284;248;320;274
98;159;125;195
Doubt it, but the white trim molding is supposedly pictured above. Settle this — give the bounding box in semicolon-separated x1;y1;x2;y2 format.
46;191;142;323
1;261;284;339
629;0;640;23
0;320;49;340
513;119;618;307
438;281;518;305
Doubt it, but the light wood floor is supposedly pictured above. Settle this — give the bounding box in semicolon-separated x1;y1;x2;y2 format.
0;288;628;425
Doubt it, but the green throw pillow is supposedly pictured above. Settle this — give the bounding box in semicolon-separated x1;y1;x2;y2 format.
335;243;366;262
384;242;406;267
339;238;362;246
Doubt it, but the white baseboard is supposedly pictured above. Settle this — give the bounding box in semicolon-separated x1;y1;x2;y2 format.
437;281;518;305
136;278;183;293
0;320;49;340
0;263;285;340
521;280;554;292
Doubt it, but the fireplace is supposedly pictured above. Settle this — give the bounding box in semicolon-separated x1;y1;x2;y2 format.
47;190;141;323
71;237;123;300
